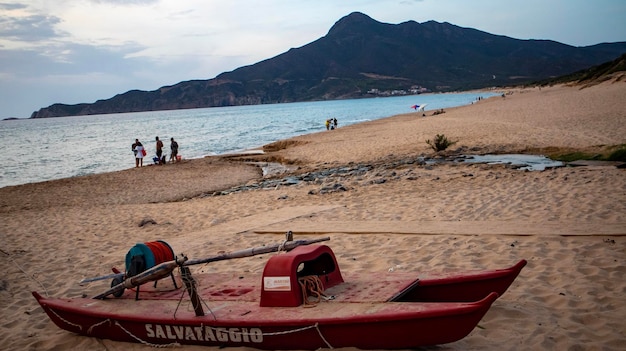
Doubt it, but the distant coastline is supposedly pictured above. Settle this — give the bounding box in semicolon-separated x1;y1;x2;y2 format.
27;13;626;119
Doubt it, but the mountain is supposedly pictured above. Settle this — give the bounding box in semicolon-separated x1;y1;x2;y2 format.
31;12;626;118
535;52;626;86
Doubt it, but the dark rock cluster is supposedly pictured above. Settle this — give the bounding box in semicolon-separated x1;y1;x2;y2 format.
197;156;431;199
188;151;578;201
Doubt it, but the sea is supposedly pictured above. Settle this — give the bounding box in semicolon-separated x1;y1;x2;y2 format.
0;92;495;188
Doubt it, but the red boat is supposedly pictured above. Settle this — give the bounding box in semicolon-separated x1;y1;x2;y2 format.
33;237;526;350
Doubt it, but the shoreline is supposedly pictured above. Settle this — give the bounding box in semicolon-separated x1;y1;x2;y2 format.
2;92;494;187
1;81;625;351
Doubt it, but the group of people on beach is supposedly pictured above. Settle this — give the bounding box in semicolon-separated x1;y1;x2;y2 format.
325;118;338;130
132;136;179;167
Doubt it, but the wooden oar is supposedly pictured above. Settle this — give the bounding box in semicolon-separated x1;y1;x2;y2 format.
183;236;330;266
93;236;330;299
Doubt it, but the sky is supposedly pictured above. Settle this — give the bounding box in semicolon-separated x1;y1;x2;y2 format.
1;0;625;118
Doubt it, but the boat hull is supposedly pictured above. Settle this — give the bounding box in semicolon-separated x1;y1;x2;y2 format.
390;259;527;302
33;291;498;349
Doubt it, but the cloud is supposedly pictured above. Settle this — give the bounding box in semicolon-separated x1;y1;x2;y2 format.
0;14;63;42
87;0;158;5
0;3;28;10
1;40;147;79
0;41;157;117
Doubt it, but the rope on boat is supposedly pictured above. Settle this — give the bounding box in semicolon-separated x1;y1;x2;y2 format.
298;275;327;305
174;270;189;317
114;320;180;348
86;318;110;334
145;241;175;266
5;251;49;297
276;239;288;253
314;323;334;349
49;307;82;331
200;322;334;349
250;323;334;349
79;317;333;348
277;231;295;253
80;316;179;348
78;317;333;349
172;267;216;320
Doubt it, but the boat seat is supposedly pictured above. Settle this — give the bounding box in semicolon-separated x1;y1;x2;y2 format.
260;244;344;307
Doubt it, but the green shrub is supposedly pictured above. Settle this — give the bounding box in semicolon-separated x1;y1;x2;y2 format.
553;152;599;162
607;147;626;161
426;134;457;152
545;144;626;162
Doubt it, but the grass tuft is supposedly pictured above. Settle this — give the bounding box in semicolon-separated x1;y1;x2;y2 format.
426;134;457;152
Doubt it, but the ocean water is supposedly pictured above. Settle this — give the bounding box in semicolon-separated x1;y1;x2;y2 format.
0;92;494;188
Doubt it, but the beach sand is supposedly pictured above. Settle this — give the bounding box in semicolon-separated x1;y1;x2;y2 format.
1;79;625;350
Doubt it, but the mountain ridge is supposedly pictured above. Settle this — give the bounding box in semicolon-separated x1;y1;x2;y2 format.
31;12;626;118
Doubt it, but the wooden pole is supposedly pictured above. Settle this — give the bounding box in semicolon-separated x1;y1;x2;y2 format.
183;237;330;267
180;266;204;316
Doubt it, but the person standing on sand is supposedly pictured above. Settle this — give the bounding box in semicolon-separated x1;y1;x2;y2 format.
133;139;144;167
155;136;164;164
170;137;179;162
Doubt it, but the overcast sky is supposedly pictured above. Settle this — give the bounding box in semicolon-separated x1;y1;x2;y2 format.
1;0;625;118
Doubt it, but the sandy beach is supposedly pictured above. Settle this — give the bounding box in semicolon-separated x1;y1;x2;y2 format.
1;78;625;351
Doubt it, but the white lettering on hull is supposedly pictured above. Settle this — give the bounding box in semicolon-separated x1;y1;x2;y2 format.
145;324;263;344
